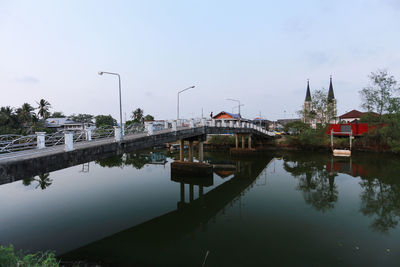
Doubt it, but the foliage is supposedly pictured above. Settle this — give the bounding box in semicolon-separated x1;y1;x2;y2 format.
49;111;66;118
144;114;154;121
360;70;400;115
37;99;51;119
284;125;330;149
95;115;116;128
207;135;235;146
69;113;94;123
0;244;58;266
283;121;310;134
131;108;144;123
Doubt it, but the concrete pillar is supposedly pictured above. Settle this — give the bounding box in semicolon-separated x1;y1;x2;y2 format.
36;132;46;149
189;184;194;203
64;132;74;152
199;141;204;163
164;120;169;129
201;118;206;126
242;122;246;128
230;121;234;128
190;119;194;128
248;135;252;149
235;134;239;149
180;182;185;203
85;129;92;141
188;140;194;162
222;120;226;127
114;126;122;142
146;122;153;136
242;135;245;149
199;185;204;197
179;139;184;162
211;119;216;127
236;121;240;128
172;120;177;131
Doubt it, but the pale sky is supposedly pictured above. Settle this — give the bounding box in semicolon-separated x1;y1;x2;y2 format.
1;0;399;121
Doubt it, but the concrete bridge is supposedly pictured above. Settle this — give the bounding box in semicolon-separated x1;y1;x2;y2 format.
0;119;275;183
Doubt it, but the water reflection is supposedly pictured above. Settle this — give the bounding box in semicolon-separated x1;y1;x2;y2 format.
22;173;52;190
282;152;400;233
283;153;338;212
95;151;167;169
61;154;274;265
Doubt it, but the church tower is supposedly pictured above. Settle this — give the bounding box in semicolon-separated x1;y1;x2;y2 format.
303;79;313;123
327;75;337;123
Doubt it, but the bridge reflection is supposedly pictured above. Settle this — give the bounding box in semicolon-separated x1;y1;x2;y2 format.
61;154;274;265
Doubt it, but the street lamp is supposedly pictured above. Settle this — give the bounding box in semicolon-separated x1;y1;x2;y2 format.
177;86;195;124
226;98;242;118
98;71;123;136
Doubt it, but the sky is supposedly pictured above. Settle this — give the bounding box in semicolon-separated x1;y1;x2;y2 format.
1;0;400;121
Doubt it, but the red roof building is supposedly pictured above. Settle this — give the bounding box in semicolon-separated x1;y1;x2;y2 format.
339;109;378;123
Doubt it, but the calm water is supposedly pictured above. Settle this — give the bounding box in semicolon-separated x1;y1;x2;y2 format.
0;150;399;266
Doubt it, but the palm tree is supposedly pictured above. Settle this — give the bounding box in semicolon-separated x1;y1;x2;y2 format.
16;103;35;124
131;108;144;123
37;99;51;119
34;173;52;190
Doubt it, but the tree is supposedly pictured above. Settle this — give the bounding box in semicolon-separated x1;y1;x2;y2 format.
95;115;116;127
309;89;336;126
360;70;400;116
49;111;66;118
283;121;310;134
37;99;51;119
16;103;34;124
144;114;154;121
131;108;144;123
70;113;94;123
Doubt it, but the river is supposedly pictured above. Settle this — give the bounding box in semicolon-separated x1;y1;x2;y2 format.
0;150;399;266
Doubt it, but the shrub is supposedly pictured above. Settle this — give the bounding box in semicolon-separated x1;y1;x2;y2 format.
0;244;59;267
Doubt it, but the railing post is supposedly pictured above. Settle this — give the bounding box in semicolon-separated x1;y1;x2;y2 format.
229;121;234;128
86;129;92;141
190;119;194;128
64;131;74;151
201;118;206;126
211;119;216;127
114;126;122;142
36;132;46;149
146;122;154;136
172;120;177;131
164;120;169;129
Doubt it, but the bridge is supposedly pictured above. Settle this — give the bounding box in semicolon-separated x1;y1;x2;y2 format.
0;119;275;183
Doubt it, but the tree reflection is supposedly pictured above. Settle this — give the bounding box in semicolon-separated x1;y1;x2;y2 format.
34;173;52;190
95;152;153;169
283;153;338;212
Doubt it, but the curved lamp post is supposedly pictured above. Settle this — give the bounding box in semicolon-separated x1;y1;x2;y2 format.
98;71;123;136
227;98;242;118
177;86;195;124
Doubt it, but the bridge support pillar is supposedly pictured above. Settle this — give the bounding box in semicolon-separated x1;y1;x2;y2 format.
36;132;46;149
248;134;252;149
235;134;239;149
180;182;185;203
179;139;184;162
189;184;194;203
188;141;194;162
198;141;204;163
241;135;245;149
64;132;74;152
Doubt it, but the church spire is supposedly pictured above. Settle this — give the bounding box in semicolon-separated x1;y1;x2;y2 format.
305;79;312;101
328;75;335;101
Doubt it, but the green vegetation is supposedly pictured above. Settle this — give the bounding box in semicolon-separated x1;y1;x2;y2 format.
207;135;235;146
0;244;58;266
95;115;116;128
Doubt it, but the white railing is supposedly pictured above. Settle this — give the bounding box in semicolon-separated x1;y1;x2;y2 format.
0;119;276;154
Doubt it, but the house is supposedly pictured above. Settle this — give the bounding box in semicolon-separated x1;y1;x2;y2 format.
212;111;240;121
45;118;92;131
339;109;378;123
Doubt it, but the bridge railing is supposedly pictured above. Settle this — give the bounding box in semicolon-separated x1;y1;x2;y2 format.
0;119;276;155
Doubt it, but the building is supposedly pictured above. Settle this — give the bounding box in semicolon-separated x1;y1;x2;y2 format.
302;76;337;127
45;118;92;131
338;109;378;123
212;111;240;121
